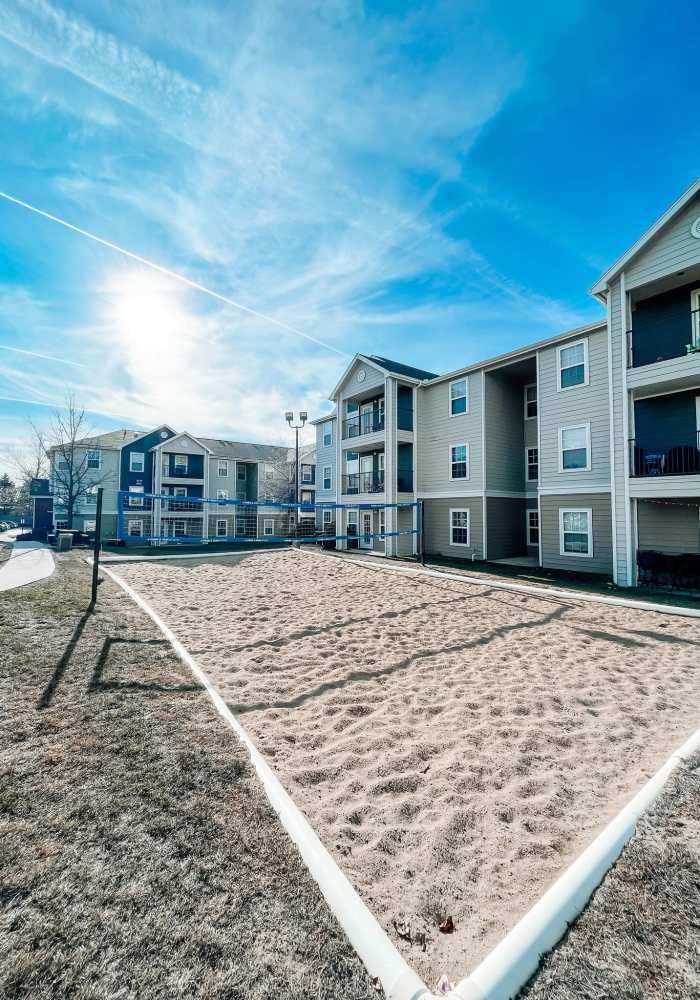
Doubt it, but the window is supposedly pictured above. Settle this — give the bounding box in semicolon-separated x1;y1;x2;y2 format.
84;520;97;533
174;454;188;474
301;464;313;483
526;447;539;482
216;489;229;500
128;519;143;537
559;424;591;471
450;443;469;480
55;520;69;529
263;518;275;536
323;465;332;490
559;508;592;557
173;520;186;537
301;490;313;504
557;340;588;390
129;486;144;507
524;383;537;419
692;288;700;346
86;449;101;470
129;452;144;473
323;509;333;526
449;378;468;415
216;519;227;537
264;463;274;480
84;486;98;505
288;514;296;529
162;454;169;476
58;457;69;471
217;459;229;477
379;508;385;538
526;509;539;547
322;421;333;447
237;464;247;480
450;508;470;546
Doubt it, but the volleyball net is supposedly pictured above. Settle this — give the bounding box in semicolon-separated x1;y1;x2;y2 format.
116;490;419;552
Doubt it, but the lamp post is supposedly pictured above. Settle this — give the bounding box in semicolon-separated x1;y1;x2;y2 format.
285;410;307;505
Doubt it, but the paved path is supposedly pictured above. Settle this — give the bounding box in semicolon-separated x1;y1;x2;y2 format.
0;534;55;592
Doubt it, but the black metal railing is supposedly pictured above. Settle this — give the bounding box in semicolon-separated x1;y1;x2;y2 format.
342;410;385;439
627;309;700;368
343;471;385;494
629;433;700;476
164;499;203;512
637;550;700;591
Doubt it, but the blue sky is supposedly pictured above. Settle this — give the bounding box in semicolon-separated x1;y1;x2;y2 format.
1;0;698;465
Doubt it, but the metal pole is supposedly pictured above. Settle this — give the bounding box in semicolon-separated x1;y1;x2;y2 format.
419;499;425;565
295;426;300;505
90;486;103;606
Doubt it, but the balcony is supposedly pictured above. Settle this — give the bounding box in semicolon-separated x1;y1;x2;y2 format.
629;434;700;477
163;499;203;512
343;471;385;494
342;411;385;440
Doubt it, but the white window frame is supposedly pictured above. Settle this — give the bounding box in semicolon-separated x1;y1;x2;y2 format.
524;383;537;419
217;459;229;477
162;454;169;477
173;453;188;474
216;489;229;500
129;451;145;473
556;338;589;392
216;518;227;537
301;464;313;483
128;519;143;537
57;457;69;471
526;509;539;547
322;465;332;490
173;519;186;537
526;446;539;483
83;519;97;533
449;507;470;547
322;421;333;448
263;518;275;536
449;442;470;481
449;377;469;417
322;509;333;526
559;507;593;558
558;423;591;473
86;448;101;470
129;485;144;507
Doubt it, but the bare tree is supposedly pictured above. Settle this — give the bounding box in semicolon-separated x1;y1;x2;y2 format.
11;421;50;483
46;397;108;528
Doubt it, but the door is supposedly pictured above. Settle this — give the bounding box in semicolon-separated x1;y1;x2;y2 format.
346;510;359;549
360;510;373;549
360;454;373;492
361;402;374;435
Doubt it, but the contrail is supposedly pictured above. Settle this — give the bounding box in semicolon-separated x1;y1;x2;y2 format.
0;344;87;368
0;191;349;358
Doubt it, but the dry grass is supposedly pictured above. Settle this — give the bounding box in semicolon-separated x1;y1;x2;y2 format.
522;751;700;999
0;542;12;566
0;556;377;999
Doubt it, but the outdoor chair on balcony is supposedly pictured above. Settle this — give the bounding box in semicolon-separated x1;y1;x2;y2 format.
636;549;659;586
665;444;700;476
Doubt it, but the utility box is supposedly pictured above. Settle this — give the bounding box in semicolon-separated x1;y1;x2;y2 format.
57;531;73;552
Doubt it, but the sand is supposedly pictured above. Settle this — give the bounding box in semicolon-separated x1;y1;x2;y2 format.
115;548;700;987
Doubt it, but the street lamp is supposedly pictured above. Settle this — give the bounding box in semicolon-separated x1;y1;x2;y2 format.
285;410;307;505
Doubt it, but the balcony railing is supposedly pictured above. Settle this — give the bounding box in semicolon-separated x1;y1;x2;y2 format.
629;434;700;477
626;308;700;368
343;471;385;494
163;499;203;511
342;411;385;439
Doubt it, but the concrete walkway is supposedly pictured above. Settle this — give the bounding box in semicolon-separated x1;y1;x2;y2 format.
0;533;55;592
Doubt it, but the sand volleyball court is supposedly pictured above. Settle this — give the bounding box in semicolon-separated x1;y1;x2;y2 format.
115;548;700;986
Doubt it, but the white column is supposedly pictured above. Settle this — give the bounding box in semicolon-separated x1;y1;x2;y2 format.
384;378;397;556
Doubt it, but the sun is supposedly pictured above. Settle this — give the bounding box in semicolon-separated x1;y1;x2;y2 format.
105;270;189;364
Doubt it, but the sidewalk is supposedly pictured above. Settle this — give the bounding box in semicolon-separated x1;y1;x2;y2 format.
0;533;55;592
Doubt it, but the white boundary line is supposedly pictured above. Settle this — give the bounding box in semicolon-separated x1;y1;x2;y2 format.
451;724;700;1000
98;562;433;1000
344;555;700;619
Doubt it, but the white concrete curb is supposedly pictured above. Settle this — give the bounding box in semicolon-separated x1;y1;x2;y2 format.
449;725;700;1000
99;563;433;1000
348;557;700;619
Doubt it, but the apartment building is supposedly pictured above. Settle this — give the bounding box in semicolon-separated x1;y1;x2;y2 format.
48;424;315;543
314;179;700;586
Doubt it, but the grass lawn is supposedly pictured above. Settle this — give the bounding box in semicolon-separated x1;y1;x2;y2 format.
522;751;700;998
0;555;377;1000
0;542;12;566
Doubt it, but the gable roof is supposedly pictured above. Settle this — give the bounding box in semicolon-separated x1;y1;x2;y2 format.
367;355;438;380
198;438;291;463
53;428;144;451
590;176;700;299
